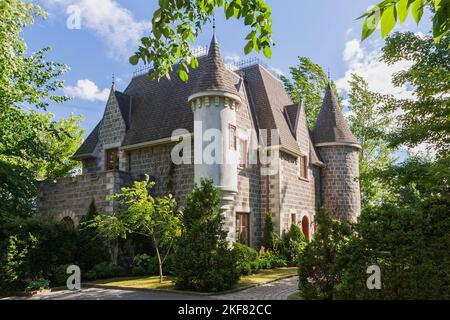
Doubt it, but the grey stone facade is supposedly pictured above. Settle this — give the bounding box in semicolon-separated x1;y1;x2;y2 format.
37;38;361;248
316;145;361;222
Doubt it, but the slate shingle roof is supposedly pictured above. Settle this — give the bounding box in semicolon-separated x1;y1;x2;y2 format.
190;35;240;97
312;84;359;146
72;123;99;158
75;37;343;162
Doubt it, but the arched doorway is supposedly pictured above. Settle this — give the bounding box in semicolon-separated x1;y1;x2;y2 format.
61;216;75;230
302;216;310;241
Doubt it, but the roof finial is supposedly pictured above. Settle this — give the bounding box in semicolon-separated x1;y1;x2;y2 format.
327;68;331;82
213;13;216;35
112;73;116;89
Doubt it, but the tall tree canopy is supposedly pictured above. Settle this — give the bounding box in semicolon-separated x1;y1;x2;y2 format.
0;0;84;217
347;74;395;208
130;0;274;81
281;57;341;127
380;32;449;156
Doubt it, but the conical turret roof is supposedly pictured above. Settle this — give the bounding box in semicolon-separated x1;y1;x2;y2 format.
312;84;359;146
190;35;239;97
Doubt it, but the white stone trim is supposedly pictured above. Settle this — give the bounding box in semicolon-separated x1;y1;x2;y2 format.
315;142;362;150
188;90;242;104
120;133;193;151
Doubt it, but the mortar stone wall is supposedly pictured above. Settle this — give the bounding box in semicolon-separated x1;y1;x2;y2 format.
128;143;194;208
37;171;131;224
318;145;361;222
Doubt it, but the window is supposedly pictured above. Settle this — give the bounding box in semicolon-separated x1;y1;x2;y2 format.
229;124;237;150
105;148;119;171
298;155;308;180
236;212;250;246
291;213;297;225
239;139;248;169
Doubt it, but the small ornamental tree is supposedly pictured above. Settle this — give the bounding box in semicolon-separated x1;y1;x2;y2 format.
174;179;239;292
282;223;307;265
261;212;278;251
89;176;181;282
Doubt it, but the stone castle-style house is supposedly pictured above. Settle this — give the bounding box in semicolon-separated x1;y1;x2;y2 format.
38;35;361;247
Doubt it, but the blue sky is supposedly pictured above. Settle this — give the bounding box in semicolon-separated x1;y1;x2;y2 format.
25;0;430;138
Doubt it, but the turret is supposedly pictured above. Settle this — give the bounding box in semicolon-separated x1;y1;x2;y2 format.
312;84;361;222
188;35;241;208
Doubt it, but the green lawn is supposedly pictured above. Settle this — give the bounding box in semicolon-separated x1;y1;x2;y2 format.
93;267;298;293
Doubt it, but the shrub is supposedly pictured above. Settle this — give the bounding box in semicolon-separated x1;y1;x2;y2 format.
90;262;125;280
25;279;50;292
282;224;307;265
53;264;71;285
131;254;152;276
297;208;353;300
261;212;279;251
174;179;239;292
84;270;97;281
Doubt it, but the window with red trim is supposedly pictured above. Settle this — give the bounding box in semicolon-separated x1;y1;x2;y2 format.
298;155;308;179
238;139;248;169
236;212;250;245
229;124;237;150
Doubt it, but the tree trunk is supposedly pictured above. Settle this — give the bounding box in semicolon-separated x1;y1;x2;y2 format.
155;247;163;283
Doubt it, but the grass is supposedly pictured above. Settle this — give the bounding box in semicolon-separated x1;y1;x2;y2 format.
287;291;303;300
94;267;298;293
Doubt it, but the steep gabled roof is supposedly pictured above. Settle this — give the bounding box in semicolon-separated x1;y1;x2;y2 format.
72;122;100;158
191;35;240;97
115;91;132;130
242;64;301;154
312;84;359;146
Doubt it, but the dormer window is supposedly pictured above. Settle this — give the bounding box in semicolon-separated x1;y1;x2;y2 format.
298;155;308;180
105;148;119;171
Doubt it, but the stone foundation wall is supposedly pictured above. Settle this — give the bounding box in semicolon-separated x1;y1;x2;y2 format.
318;145;361;222
37;171;131;224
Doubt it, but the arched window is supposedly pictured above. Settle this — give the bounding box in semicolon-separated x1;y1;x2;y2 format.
302;216;310;241
61;216;75;230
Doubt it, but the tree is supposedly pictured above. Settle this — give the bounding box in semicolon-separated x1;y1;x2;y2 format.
379;32;449;156
89;176;181;282
174;179;239;292
281;57;341;127
297;208;353;300
130;0;274;81
347;74;395;208
0;0;84;217
261;212;278;251
359;0;449;44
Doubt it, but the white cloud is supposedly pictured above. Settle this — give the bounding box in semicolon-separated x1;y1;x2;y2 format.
64;79;110;102
336;38;414;99
45;0;151;60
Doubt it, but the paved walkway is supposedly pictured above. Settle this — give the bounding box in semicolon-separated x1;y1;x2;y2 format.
3;277;298;300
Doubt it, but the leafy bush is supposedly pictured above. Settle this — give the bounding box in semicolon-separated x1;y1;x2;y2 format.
298;208;352;300
25;279;50;292
174;179;239;292
131;254;152;276
261;212;280;251
53;264;71;285
281;224;307;265
335;198;450;300
233;243;259;275
90;262;125;280
84;270;97;281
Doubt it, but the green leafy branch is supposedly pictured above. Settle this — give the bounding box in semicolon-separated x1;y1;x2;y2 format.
359;0;450;44
129;0;273;81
